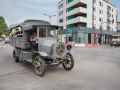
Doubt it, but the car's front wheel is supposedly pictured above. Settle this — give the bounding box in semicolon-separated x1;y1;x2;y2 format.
34;56;46;77
62;53;74;71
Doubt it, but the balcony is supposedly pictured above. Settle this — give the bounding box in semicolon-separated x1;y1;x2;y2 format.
66;7;87;16
66;0;87;9
66;16;87;25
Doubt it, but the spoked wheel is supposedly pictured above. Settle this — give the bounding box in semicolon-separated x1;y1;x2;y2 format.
62;53;74;71
34;56;46;77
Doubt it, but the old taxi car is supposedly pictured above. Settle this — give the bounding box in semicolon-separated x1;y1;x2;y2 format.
9;20;74;76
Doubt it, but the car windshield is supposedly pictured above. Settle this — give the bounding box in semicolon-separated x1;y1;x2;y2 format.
39;27;58;37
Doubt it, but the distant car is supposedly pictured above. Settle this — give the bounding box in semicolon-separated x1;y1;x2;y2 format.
110;41;120;47
5;38;10;44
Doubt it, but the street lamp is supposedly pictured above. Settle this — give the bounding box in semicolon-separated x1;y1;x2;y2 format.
44;14;56;24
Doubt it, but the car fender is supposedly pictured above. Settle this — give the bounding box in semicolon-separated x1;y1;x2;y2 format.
38;52;48;57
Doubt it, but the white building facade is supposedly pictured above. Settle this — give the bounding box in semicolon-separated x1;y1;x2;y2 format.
57;0;117;45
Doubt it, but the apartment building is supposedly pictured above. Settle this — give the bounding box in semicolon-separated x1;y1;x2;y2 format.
57;0;117;45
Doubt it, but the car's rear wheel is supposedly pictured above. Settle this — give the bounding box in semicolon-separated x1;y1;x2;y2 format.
14;52;19;62
13;50;15;58
62;53;74;71
34;56;46;77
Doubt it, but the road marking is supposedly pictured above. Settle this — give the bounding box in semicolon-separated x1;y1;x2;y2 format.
0;46;11;48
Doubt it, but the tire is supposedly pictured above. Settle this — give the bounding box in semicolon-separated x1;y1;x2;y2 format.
13;49;19;62
62;53;74;71
13;50;15;58
34;56;46;77
14;53;19;62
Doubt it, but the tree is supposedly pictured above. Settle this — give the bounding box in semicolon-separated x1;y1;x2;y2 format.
0;16;9;36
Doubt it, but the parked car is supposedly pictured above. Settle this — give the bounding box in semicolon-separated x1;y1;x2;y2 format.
110;41;120;47
5;38;10;44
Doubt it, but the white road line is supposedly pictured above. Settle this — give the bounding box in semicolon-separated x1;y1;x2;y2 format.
0;46;11;48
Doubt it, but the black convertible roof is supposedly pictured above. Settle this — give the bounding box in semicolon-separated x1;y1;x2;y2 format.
9;19;59;31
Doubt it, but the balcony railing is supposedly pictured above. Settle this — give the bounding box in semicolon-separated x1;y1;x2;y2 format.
66;7;87;16
66;0;87;9
66;16;87;25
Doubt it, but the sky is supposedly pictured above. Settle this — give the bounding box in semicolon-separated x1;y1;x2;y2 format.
0;0;120;26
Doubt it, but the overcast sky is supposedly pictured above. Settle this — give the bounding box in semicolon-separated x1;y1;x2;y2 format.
0;0;120;26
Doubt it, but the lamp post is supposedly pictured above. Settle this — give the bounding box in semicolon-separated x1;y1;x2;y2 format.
44;14;56;24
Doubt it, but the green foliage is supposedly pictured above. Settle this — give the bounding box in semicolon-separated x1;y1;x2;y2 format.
0;16;9;36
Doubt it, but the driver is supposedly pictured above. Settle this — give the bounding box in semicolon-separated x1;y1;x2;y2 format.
29;32;38;50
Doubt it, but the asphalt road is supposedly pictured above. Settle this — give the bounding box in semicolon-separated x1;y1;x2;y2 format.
0;42;120;90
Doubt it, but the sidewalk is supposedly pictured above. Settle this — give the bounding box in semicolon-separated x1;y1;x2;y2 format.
74;43;111;48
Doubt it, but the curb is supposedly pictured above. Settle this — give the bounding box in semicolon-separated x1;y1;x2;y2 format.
74;44;100;48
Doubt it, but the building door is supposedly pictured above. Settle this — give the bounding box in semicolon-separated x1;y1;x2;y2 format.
78;37;81;43
98;34;102;44
69;36;72;42
88;33;91;44
94;33;96;45
105;35;107;44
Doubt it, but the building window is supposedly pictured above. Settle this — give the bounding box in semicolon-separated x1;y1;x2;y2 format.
93;7;96;12
112;8;113;12
59;18;63;23
107;6;111;11
66;16;75;21
66;7;74;12
112;19;114;24
66;0;73;4
99;10;103;14
99;2;103;7
93;24;96;29
107;26;111;30
59;3;63;9
99;18;103;22
93;16;96;20
100;25;102;30
59;11;63;16
107;19;111;23
107;12;111;18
